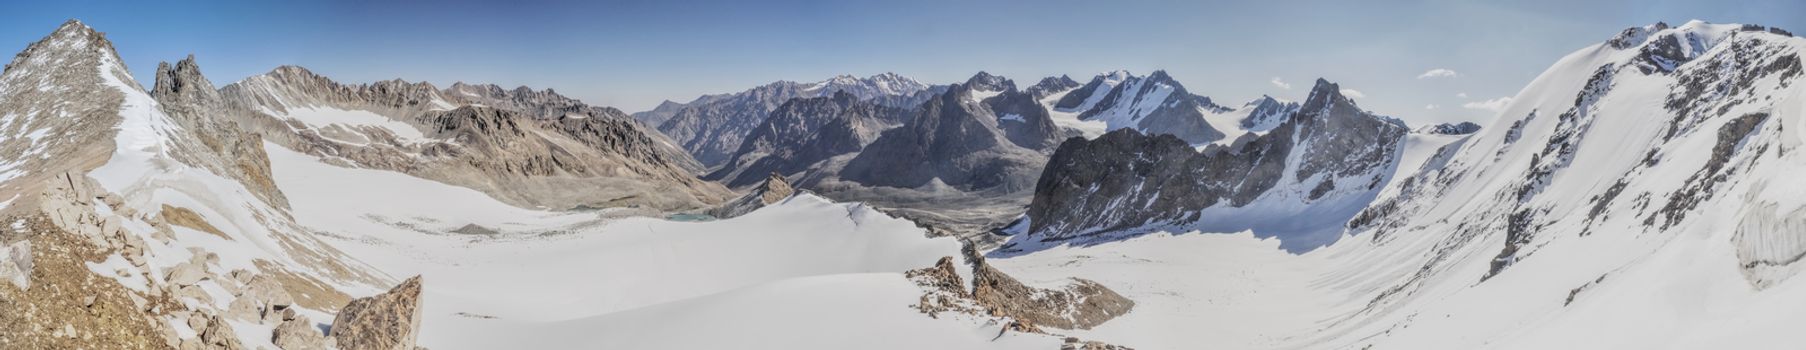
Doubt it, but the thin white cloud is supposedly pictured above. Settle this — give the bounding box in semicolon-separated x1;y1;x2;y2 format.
1417;68;1460;79
1463;96;1514;113
1425;104;1438;110
1270;77;1291;90
1456;92;1469;99
1340;89;1365;99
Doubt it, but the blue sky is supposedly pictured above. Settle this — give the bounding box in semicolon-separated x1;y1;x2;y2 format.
4;0;1801;125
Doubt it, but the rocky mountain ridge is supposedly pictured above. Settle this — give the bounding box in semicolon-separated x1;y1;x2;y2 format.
1016;78;1409;251
213;64;729;211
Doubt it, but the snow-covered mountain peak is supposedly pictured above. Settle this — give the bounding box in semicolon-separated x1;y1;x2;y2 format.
1100;70;1132;83
1302;78;1357;111
963;71;1015;93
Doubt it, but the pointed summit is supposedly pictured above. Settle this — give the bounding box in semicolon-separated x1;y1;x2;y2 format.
1302;78;1354;112
4;18;125;78
963;71;1013;92
153;55;222;107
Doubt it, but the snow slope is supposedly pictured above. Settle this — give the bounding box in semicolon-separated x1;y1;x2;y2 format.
266;143;1055;349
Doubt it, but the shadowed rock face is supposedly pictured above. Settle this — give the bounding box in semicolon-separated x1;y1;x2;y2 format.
1025;79;1407;241
989;87;1069;151
837;80;1047;192
704;172;796;219
331;276;423;350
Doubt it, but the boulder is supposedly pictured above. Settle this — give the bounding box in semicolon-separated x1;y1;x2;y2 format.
970;255;1133;330
331;276;423;350
0;239;32;290
165;261;208;286
272;314;327;350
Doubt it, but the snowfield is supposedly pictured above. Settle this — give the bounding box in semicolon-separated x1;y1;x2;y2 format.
266;144;1055;349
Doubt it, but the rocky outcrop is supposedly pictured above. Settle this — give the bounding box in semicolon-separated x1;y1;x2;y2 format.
272;311;328;350
905;254;1134;331
704;173;796;219
151;55;291;210
1025;79;1407;242
331;276;423;350
970;255;1133;330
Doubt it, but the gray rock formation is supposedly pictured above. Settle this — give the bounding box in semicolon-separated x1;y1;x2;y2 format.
331;276;423;350
653;73;937;168
271;311;327;350
905;255;1134;331
213;64;729;211
1022;79;1407;245
969;254;1133;330
0;240;30;290
150;55;290;210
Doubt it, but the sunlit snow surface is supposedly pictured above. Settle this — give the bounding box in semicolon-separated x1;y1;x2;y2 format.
267;144;1054;349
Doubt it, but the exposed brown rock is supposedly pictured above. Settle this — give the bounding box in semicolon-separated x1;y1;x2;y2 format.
331;276;423;350
970;255;1133;330
158;205;230;241
906;253;1134;333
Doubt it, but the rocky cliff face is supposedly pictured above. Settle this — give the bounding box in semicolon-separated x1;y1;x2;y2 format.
989;82;1071;151
150;56;289;210
1022;79;1407;248
703;173;797;219
216;65;728;211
